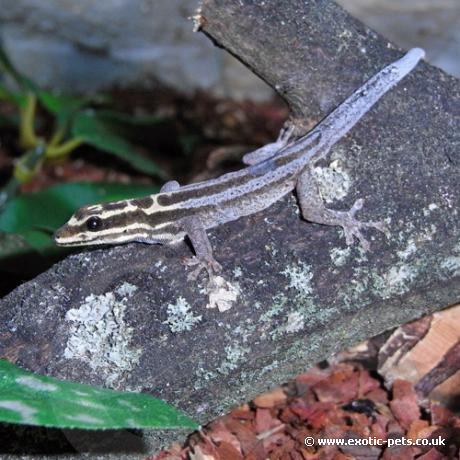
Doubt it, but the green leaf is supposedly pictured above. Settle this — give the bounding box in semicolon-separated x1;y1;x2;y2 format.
36;90;90;116
0;359;198;430
0;182;160;259
72;111;166;178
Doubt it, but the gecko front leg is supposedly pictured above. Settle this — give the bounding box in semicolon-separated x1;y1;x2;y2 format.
161;180;221;285
296;167;386;251
180;216;222;284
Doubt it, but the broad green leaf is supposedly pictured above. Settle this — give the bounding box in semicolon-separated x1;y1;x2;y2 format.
0;359;198;430
0;177;20;210
36;91;106;136
72;111;166;178
37;90;90;116
36;90;110;120
20;229;58;252
0;182;160;258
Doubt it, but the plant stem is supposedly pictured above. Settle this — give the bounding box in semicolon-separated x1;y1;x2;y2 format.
13;143;47;184
19;93;40;149
48;125;66;148
45;137;84;158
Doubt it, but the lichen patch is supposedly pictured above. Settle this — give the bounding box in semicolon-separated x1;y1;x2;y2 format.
164;297;202;333
330;246;352;266
284;311;305;333
397;240;418;260
313;159;351;204
382;264;418;296
441;256;460;277
64;284;141;387
281;262;313;296
217;344;250;375
116;282;138;298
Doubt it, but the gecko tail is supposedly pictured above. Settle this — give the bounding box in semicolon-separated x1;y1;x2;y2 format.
312;47;425;148
399;47;426;70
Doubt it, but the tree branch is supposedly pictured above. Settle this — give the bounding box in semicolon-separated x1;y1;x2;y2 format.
1;0;459;454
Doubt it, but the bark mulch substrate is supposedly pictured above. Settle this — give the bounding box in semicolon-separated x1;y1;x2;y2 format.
150;363;460;460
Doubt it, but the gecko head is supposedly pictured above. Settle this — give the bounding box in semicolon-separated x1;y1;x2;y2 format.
55;205;115;247
54;200;181;247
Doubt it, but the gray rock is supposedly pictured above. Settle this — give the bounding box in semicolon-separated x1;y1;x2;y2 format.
0;0;273;99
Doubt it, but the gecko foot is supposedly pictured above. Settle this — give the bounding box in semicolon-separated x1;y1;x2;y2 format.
277;123;295;144
338;199;387;251
183;256;222;284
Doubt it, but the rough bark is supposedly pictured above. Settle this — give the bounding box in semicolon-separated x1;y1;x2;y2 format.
1;0;459;456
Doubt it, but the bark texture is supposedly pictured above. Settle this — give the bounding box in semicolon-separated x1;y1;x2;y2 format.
1;0;459;456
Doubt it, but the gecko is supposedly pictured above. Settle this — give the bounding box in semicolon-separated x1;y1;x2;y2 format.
54;48;425;286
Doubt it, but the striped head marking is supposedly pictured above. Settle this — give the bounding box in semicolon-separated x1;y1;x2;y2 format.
54;198;182;247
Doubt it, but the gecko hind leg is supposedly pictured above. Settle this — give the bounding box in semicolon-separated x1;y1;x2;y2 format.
296;168;386;251
242;124;295;165
179;216;222;284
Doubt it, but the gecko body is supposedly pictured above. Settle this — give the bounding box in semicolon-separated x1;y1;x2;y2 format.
55;48;425;283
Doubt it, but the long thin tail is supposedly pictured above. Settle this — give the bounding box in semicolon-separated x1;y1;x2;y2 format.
315;48;425;147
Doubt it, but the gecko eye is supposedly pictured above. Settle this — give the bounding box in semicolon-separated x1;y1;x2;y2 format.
86;216;103;231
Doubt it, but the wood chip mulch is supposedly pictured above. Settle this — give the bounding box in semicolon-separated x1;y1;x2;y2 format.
148;363;460;460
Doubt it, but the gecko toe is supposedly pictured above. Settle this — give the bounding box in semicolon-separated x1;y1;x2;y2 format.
184;256;222;283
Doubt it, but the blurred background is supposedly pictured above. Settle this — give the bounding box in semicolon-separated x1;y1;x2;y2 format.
0;0;459;99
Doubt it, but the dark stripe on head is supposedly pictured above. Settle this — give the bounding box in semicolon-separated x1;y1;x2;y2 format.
98;206;211;230
101;209;149;229
75;208;90;220
75;201;128;220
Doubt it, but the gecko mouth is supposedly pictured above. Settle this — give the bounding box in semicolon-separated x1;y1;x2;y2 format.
54;237;97;247
54;228;99;246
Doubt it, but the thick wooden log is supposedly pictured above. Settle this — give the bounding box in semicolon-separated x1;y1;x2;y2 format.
0;0;459;455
